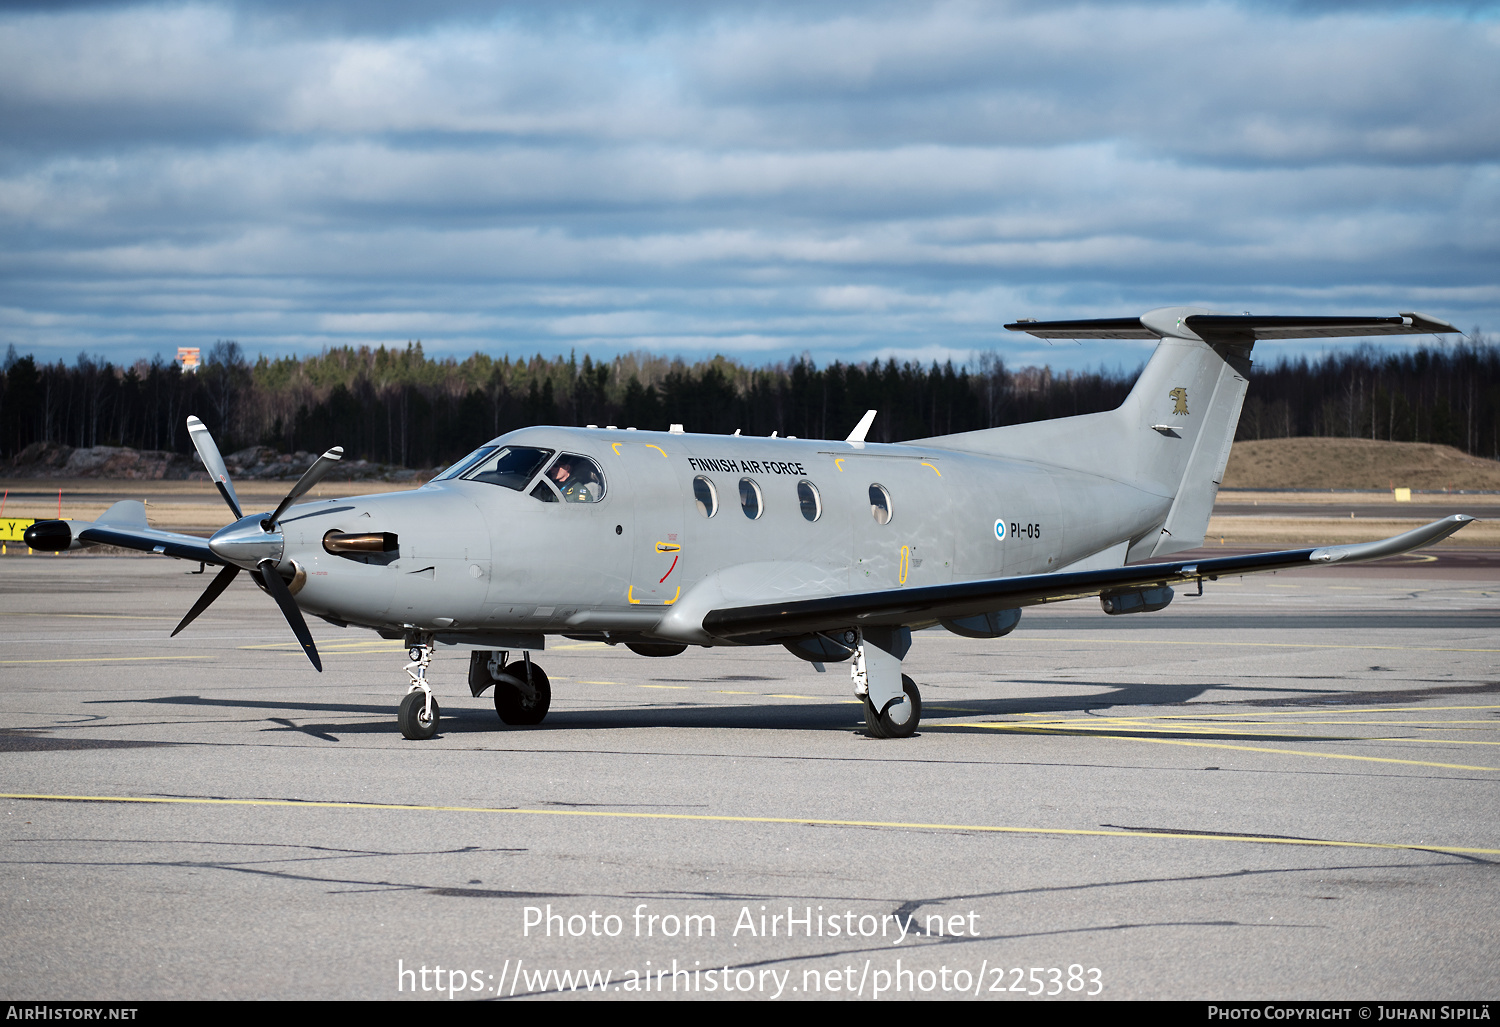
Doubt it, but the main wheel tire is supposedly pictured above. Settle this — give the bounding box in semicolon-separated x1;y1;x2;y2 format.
495;665;551;726
865;674;921;739
398;690;440;740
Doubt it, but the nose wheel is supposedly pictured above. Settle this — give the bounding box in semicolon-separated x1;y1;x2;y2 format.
398;689;441;740
398;637;440;740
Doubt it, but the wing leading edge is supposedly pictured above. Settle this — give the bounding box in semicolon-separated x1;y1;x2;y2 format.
700;515;1473;643
24;500;219;565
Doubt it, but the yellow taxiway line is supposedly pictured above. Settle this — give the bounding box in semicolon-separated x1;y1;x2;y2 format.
955;722;1498;772
3;791;1497;857
0;655;215;665
1003;637;1500;654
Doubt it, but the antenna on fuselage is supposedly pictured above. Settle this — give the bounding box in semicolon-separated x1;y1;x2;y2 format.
846;410;877;443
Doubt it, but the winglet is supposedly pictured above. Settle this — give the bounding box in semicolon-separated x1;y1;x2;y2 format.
1309;514;1474;564
846;410;877;443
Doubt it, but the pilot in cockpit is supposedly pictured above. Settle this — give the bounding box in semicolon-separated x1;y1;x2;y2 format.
550;456;602;503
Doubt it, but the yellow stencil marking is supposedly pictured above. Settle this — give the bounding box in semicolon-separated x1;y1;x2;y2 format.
611;442;623;455
645;444;668;459
626;585;681;606
921;462;941;476
834;458;845;472
899;545;910;585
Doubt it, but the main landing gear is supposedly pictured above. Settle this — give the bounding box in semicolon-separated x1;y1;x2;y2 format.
469;650;551;727
850;627;922;739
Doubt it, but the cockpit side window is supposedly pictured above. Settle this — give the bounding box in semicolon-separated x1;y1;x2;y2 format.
432;445;499;482
462;446;554;490
543;453;605;503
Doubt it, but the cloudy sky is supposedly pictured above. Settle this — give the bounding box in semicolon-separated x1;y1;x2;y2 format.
1;0;1496;373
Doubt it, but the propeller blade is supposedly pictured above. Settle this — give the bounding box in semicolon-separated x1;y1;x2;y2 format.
186;415;243;520
257;560;322;672
171;563;240;637
266;447;344;528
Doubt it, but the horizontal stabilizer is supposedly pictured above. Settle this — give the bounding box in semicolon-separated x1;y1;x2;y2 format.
701;515;1474;642
1006;309;1459;342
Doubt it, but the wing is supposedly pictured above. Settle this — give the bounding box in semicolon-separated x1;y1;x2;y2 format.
25;500;219;564
1005;309;1459;341
701;516;1473;643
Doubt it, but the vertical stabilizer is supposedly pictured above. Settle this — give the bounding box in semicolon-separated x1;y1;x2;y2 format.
920;306;1253;557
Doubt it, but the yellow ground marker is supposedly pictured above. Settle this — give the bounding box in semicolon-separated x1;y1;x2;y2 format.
4;792;1496;857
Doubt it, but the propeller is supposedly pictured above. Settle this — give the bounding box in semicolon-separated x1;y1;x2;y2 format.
178;415;343;670
187;415;243;519
171;563;240;637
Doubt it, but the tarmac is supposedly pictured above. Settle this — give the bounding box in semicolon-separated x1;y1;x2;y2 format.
1;555;1497;1000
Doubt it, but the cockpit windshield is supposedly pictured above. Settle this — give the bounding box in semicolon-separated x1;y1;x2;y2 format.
431;445;498;482
461;446;555;491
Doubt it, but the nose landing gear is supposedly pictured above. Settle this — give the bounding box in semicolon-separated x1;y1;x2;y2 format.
398;636;440;740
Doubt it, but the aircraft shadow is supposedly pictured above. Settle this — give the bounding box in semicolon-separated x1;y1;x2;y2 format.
78;678;1379;744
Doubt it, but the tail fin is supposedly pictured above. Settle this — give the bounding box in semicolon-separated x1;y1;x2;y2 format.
925;305;1457;559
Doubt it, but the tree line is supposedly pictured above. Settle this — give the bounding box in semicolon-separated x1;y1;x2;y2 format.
2;334;1496;470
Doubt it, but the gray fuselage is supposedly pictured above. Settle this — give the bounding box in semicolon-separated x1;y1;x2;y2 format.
281;426;1172;646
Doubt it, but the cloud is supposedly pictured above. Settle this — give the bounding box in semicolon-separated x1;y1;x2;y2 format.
0;0;1495;372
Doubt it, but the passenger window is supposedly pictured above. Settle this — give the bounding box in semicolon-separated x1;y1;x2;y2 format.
739;478;763;520
797;480;821;522
543;454;605;503
869;483;892;525
463;446;553;490
694;476;718;517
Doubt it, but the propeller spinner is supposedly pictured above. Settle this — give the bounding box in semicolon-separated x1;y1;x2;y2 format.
173;416;343;671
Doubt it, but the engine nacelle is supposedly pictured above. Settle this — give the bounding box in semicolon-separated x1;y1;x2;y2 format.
941;608;1022;638
1100;585;1174;615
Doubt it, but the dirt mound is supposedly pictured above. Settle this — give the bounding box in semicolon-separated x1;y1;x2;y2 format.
3;441;426;482
6;442;198;479
1223;438;1500;490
